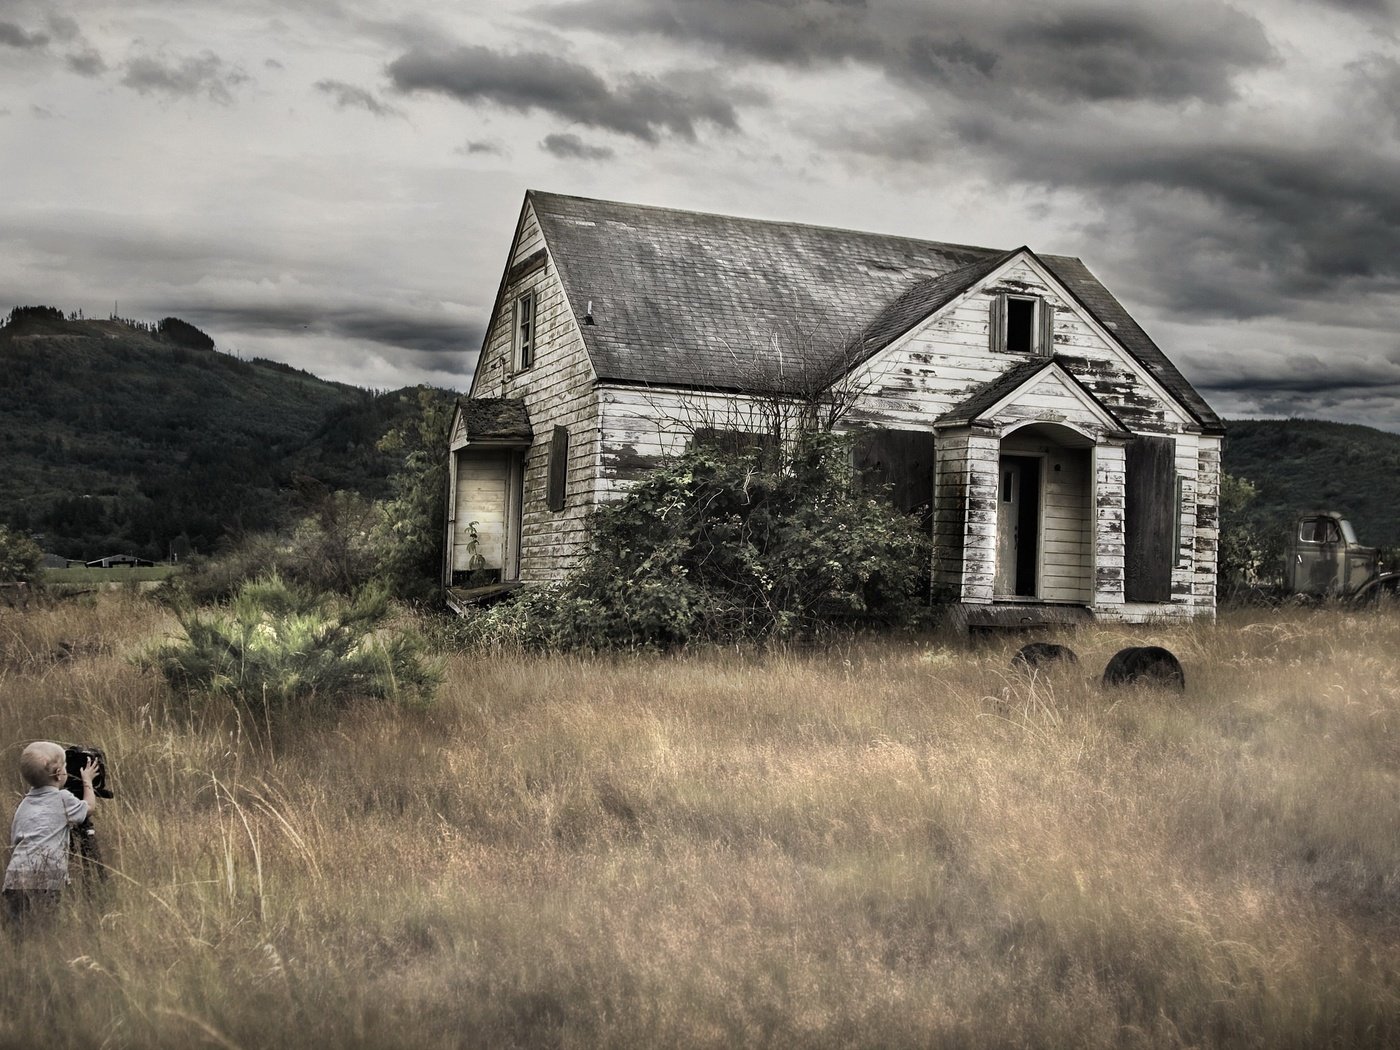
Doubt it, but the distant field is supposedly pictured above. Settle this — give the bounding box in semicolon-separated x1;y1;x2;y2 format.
42;564;176;585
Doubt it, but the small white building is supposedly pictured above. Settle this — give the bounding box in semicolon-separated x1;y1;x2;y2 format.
447;191;1223;625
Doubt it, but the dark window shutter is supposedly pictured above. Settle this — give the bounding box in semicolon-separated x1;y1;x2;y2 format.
1124;436;1176;602
852;429;936;524
547;425;568;512
988;294;1004;352
1039;301;1055;356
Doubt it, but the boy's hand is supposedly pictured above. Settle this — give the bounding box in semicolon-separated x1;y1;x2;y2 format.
80;757;99;785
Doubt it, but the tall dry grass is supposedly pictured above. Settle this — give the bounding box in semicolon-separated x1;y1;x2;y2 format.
2;595;1399;1048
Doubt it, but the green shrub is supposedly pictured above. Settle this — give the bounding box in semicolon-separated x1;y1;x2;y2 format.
142;574;440;714
162;492;384;606
480;434;930;651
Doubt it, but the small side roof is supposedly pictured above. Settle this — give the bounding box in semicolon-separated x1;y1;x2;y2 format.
455;397;532;442
936;356;1131;437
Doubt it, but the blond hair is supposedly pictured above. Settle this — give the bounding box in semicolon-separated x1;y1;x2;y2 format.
19;741;65;789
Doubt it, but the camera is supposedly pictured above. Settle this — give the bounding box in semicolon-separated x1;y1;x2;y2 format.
62;744;114;799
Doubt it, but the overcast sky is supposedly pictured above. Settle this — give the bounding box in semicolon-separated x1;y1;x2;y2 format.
4;0;1400;430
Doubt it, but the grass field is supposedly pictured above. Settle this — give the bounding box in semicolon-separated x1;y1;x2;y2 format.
42;565;177;586
2;595;1399;1048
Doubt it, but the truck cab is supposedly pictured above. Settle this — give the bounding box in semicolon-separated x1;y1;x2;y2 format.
1285;512;1379;597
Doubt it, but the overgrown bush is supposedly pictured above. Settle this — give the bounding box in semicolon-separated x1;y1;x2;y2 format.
142;574;439;714
0;525;43;584
475;434;930;651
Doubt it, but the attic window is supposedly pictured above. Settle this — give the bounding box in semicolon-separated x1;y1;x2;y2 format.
990;293;1053;356
514;290;535;371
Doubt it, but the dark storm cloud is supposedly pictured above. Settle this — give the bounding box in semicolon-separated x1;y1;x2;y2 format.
542;0;1273;105
385;44;753;142
1003;132;1400;309
541;132;614;160
0;22;49;49
121;52;250;104
188;300;478;364
315;79;404;118
1204;354;1400;394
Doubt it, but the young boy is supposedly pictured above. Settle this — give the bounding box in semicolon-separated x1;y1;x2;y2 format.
3;741;98;928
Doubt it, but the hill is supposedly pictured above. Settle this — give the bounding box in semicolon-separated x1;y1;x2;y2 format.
1223;419;1400;552
0;309;450;561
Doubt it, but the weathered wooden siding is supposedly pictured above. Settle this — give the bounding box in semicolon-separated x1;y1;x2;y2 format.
1092;443;1127;611
595;386;773;498
847;259;1193;436
932;429;970;596
468;202;600;584
452;456;508;571
1193;435;1221;614
962;434;1000;603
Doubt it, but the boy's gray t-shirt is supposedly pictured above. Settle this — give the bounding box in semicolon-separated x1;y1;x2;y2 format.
4;786;88;891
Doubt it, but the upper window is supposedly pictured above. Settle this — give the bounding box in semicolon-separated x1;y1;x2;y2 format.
990;293;1053;356
514;290;535;371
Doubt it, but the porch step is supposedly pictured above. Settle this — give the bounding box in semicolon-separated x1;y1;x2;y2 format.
954;602;1093;633
445;581;522;613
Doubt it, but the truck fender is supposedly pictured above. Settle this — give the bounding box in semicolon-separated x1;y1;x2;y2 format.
1351;572;1400;604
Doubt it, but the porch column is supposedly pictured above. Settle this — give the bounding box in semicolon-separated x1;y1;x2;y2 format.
1093;440;1127;609
962;431;1000;603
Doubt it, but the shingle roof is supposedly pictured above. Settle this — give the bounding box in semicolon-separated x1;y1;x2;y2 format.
459;397;532;441
527;191;1223;433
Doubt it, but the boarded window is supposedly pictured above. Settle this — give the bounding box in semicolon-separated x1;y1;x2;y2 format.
547;425;568;512
852;429;935;525
1124;436;1176;602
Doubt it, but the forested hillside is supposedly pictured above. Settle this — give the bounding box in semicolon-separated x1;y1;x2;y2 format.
0;307;450;561
1223;419;1400;552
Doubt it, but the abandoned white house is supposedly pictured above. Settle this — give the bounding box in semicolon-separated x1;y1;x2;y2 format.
446;190;1224;624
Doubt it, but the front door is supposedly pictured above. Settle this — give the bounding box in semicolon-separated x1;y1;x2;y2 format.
995;456;1041;598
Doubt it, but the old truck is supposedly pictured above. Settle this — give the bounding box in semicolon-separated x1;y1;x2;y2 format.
1285;511;1400;602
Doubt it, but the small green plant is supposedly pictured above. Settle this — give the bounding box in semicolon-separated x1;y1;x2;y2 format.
141;574;440;714
464;522;487;571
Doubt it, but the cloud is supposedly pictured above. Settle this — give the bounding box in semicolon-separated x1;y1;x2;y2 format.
121;51;250;104
540;132;614;160
66;47;107;78
457;139;505;155
385;43;755;142
46;14;79;43
314;79;404;118
0;21;49;49
542;0;1273;105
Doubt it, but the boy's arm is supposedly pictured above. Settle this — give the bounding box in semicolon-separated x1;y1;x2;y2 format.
77;756;98;813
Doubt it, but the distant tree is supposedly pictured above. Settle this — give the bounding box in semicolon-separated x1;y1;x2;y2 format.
158;316;216;351
6;305;66;326
373;387;457;602
1218;473;1280;591
0;525;43;584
